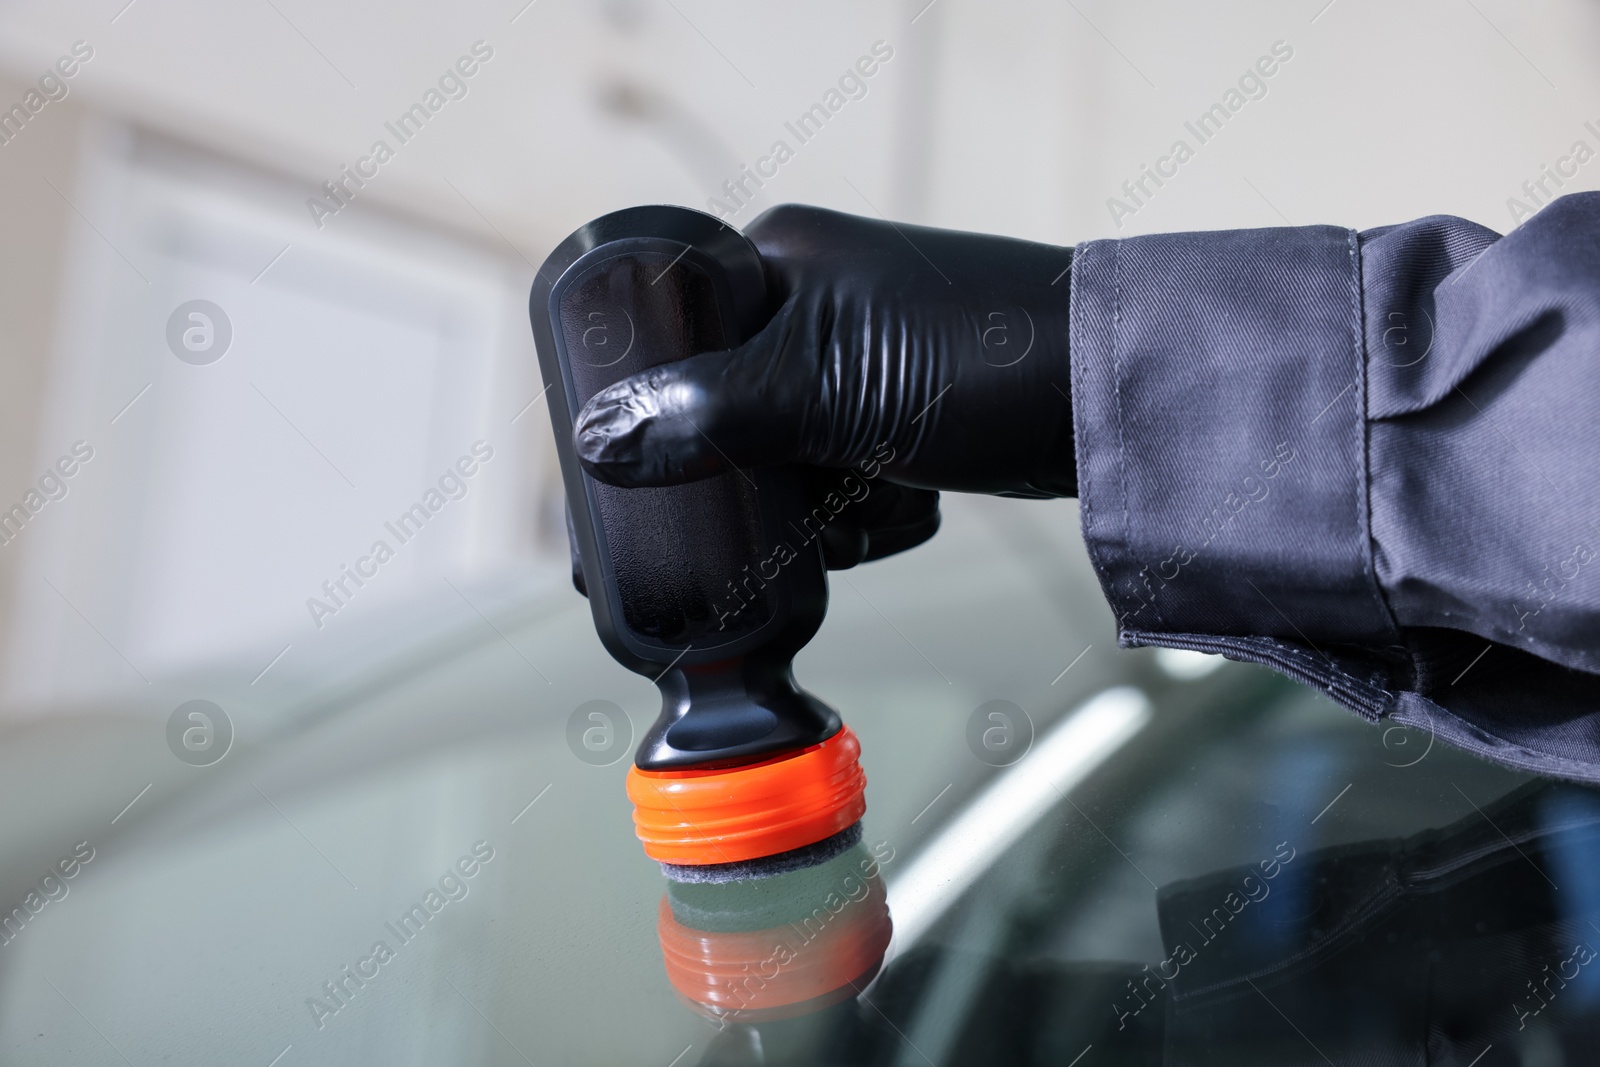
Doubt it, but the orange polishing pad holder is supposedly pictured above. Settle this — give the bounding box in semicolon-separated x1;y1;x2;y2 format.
627;727;866;867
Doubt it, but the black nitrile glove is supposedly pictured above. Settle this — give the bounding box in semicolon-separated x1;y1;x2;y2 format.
573;204;1076;568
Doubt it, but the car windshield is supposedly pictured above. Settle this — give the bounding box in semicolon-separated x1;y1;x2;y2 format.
3;490;1590;1065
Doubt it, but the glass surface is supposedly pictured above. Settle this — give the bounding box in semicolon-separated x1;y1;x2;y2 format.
1;491;1590;1065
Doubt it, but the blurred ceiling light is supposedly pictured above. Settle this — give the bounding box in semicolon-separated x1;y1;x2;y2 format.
885;686;1153;950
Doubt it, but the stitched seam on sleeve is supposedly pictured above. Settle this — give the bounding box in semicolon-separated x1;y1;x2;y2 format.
1069;242;1099;581
1110;240;1148;627
1351;228;1403;643
1393;698;1600;783
1074;243;1121;621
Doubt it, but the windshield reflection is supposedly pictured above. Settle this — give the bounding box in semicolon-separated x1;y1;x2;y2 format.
657;843;893;1029
1157;779;1600;1064
655;781;1600;1065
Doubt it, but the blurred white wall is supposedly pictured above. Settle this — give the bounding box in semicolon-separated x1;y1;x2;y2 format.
0;0;1596;711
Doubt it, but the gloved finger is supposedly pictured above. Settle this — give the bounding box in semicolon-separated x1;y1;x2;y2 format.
858;485;941;563
572;299;809;488
798;468;940;569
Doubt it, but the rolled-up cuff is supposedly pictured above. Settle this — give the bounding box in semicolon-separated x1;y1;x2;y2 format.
1070;225;1400;710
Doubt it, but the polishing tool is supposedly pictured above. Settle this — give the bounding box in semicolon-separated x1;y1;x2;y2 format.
530;205;866;882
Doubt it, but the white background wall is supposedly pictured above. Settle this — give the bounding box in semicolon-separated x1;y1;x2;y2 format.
0;0;1594;707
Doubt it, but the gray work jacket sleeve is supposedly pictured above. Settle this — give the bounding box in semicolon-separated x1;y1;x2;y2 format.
1070;192;1600;782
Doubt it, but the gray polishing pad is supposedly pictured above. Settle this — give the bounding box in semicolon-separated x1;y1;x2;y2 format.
660;821;864;884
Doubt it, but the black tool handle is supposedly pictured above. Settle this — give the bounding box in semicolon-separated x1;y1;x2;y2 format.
531;206;838;770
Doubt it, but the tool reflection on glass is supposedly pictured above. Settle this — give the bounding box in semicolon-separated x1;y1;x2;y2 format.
531;207;880;882
655;841;894;1025
659;782;1600;1065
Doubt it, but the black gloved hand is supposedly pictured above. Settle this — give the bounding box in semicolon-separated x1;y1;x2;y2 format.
573;204;1076;567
